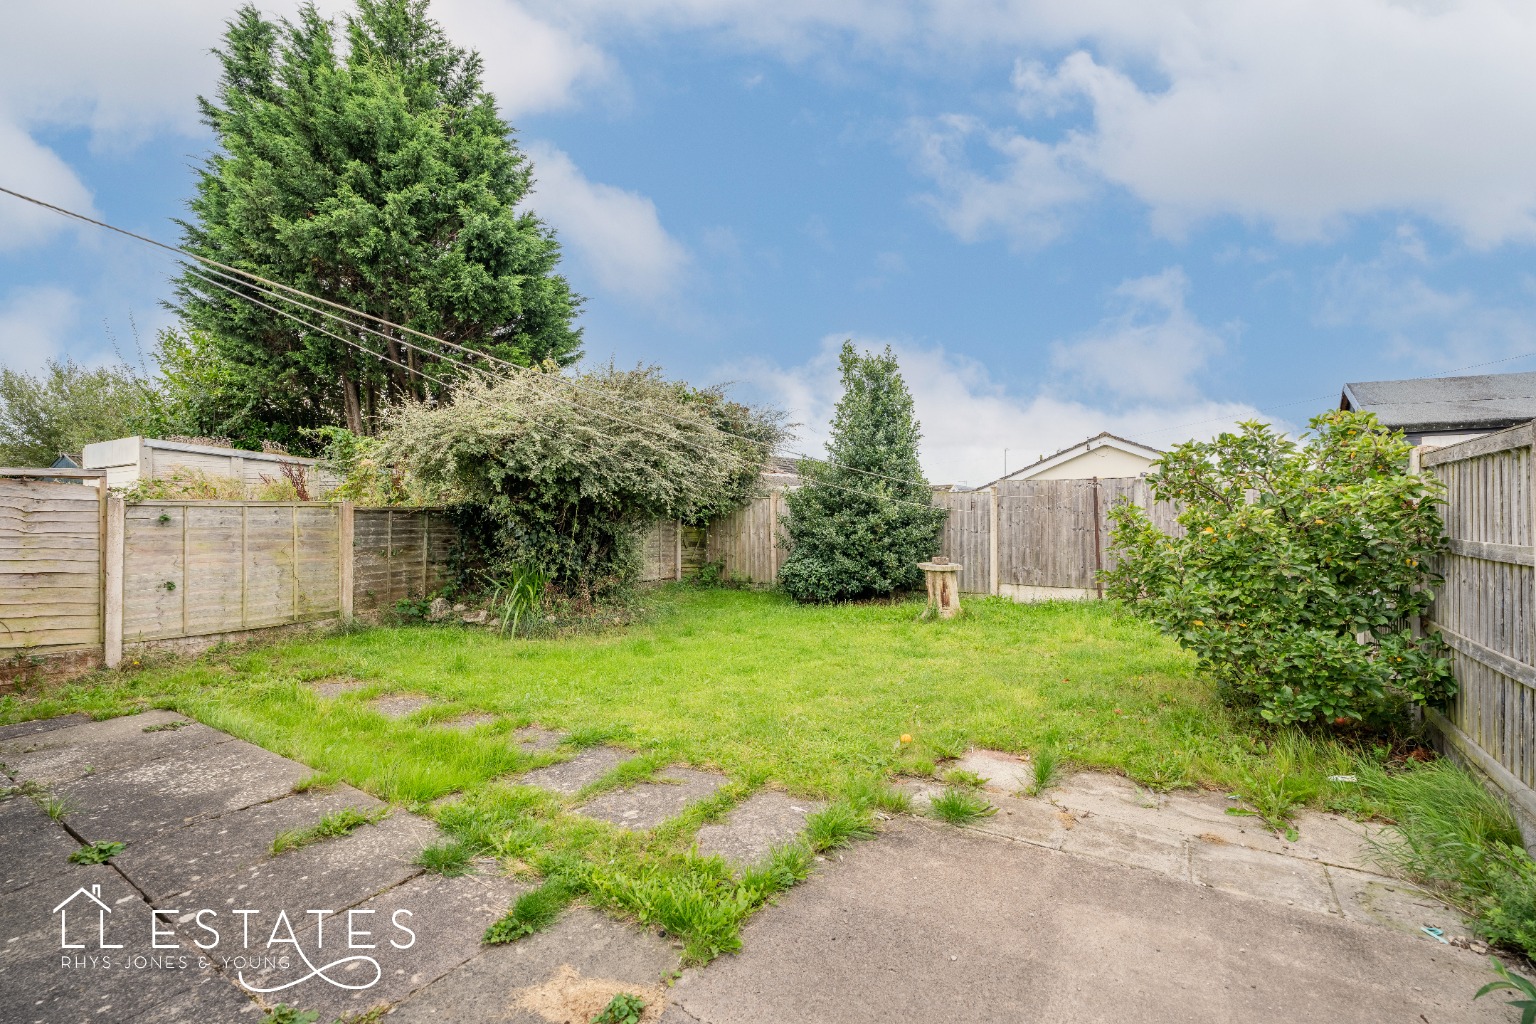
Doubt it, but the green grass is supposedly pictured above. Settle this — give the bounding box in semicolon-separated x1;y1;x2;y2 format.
1362;759;1536;957
415;839;477;876
271;807;385;855
929;788;997;825
1028;746;1062;796
0;586;1395;963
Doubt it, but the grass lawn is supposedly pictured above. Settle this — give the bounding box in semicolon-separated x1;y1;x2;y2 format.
0;586;1375;960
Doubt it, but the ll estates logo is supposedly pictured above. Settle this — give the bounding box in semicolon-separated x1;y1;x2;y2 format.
51;881;416;994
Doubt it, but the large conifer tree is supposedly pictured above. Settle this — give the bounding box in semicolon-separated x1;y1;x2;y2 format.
176;0;583;438
778;342;946;602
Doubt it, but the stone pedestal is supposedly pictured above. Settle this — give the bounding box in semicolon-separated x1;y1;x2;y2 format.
917;559;963;620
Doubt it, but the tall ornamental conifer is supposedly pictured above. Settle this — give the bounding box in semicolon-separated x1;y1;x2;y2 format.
778;341;947;602
176;0;583;440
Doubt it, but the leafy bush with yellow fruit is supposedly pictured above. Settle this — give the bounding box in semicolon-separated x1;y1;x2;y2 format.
1102;410;1453;727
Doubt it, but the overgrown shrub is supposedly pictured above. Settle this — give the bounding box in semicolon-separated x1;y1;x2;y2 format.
778;342;946;603
379;367;784;597
1103;410;1453;727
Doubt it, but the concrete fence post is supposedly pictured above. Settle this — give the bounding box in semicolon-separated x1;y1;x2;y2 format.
103;494;125;669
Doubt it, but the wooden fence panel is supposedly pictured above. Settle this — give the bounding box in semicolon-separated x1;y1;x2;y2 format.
0;477;102;652
351;508;455;612
1421;424;1536;818
998;479;1101;594
638;520;681;582
122;501;342;642
932;488;993;595
706;492;787;584
184;505;243;635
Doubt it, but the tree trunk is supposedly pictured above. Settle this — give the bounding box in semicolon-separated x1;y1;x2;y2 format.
341;363;364;434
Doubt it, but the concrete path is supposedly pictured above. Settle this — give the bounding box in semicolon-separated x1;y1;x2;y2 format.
0;717;1517;1024
660;817;1505;1024
0;713;679;1024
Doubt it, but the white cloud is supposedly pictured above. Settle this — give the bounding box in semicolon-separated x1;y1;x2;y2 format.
905;114;1090;247
0;122;97;251
523;141;690;302
1321;253;1536;375
726;333;1262;487
1051;267;1228;403
900;2;1536;246
430;0;612;117
0;287;82;376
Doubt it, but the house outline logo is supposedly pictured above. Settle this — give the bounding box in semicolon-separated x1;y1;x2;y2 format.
52;883;122;950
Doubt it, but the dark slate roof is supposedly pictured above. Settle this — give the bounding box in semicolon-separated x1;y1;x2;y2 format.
1339;371;1536;432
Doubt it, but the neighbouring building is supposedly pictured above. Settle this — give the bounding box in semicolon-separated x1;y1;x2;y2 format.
82;436;339;496
982;432;1163;489
1339;370;1536;447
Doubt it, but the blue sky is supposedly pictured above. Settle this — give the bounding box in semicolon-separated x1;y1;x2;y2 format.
4;2;1536;483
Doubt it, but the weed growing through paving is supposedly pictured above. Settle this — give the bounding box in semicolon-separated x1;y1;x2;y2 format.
1028;747;1062;796
416;839;476;877
842;777;911;815
1363;760;1536;958
591;992;647;1024
929;788;997;826
942;769;987;790
69;840;125;864
141;720;190;733
262;1006;319;1024
804;803;877;851
41;794;71;821
271;807;385;855
485;875;583;944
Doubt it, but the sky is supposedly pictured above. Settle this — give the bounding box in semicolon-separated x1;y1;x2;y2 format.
4;2;1536;485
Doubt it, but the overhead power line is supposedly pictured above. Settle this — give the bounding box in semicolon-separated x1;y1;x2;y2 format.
0;185;939;494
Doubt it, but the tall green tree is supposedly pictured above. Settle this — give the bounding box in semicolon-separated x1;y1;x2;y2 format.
0;359;160;467
777;342;946;602
176;0;583;437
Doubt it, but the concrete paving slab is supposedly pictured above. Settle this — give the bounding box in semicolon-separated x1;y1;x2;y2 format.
170;812;439;931
696;792;824;866
519;746;633;796
54;738;315;845
1283;813;1383;872
113;785;387;902
967;793;1071;850
1191;840;1340;914
280;871;529;1021
372;695;433;720
0;714;92;743
513;726;565;753
663;819;1505;1024
122;972;263;1023
1057;813;1192;880
1328;865;1474;937
0;870;233;1024
387;907;678;1024
0;862;120;948
950;749;1033;793
0;792;81;894
311;677;368;698
0;711;233;786
577;768;727;830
